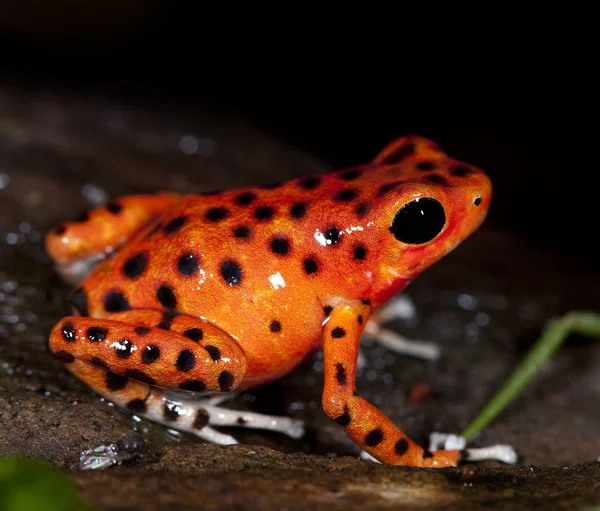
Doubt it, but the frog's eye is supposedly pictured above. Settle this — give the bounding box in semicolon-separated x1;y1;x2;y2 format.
390;197;446;244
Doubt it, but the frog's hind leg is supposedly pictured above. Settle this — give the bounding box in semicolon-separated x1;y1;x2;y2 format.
46;193;182;285
156;392;304;441
49;309;303;443
60;358;242;445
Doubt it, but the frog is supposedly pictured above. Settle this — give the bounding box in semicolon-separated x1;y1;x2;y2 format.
46;135;496;468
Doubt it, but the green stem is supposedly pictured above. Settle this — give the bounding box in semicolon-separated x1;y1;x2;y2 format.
461;311;600;442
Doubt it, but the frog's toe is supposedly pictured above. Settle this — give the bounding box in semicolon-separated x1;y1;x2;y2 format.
287;418;306;439
359;450;381;463
462;444;518;464
363;295;441;361
363;322;441;361
428;432;518;465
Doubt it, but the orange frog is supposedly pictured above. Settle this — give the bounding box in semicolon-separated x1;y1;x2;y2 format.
46;136;495;468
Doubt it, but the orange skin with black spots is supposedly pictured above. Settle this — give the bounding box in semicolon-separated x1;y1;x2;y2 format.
46;136;491;468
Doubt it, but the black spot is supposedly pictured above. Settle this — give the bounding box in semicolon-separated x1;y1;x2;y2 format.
270;237;290;256
163;402;180;421
334;188;359;202
103;290;131;313
299;176;321;190
335;363;347;385
156;285;177;309
69;287;88;316
355;202;369;218
221;260;243;287
260;182;282;190
134;326;150;336
180;380;207;392
422;450;434;459
177;253;199;276
218;371;235;392
235;192;257;206
361;299;372;306
124;369;156;385
254;205;275;221
365;428;384;447
452;165;471;177
91;356;108;369
115;339;133;359
416;161;436;171
61;321;76;343
176;349;196;372
233;225;252;239
54;225;66;236
395;438;409;456
426;174;448;186
270;320;281;333
324;227;341;245
377;181;401;197
163;216;188;234
106;201;123;214
205;345;221;361
183;328;204;342
290;202;307;219
331;327;346;339
123;252;148;279
340;169;363;181
193;409;210;429
237;417;247;425
141;345;160;364
145;222;162;239
334;405;351;427
381;143;415;164
87;326;108;343
105;371;128;391
390;197;446;244
354;245;367;261
158;311;177;330
303;258;318;275
357;315;363;325
323;306;333;316
474;197;482;206
205;207;230;222
53;350;75;363
127;398;147;414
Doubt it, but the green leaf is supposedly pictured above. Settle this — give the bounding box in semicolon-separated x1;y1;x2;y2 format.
0;457;93;511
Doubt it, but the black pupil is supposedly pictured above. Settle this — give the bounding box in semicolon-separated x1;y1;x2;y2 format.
390;197;446;244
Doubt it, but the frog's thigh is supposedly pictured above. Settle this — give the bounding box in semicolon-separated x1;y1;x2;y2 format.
46;193;181;284
50;309;247;393
49;310;304;442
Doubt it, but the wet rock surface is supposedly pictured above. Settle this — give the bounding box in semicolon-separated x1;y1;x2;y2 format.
0;85;599;510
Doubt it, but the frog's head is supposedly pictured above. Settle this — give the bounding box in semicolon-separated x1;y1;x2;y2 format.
364;136;492;304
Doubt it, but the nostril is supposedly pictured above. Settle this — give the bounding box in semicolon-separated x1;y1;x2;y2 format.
473;197;482;206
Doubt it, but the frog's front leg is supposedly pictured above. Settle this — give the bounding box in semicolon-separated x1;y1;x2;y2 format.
321;300;460;467
46;193;182;284
49;309;302;443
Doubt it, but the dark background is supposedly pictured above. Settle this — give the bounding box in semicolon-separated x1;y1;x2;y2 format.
0;2;596;269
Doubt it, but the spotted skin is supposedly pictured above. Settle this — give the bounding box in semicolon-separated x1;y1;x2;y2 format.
46;135;492;468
